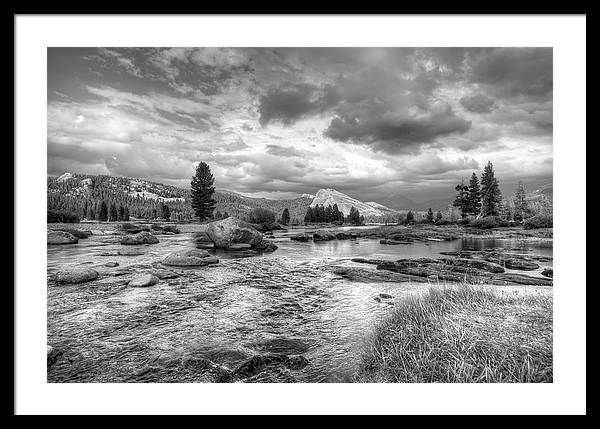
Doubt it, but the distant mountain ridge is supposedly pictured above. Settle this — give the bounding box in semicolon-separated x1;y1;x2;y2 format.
47;172;402;222
310;188;397;218
47;172;552;223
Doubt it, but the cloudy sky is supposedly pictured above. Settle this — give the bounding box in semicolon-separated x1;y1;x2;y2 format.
48;47;552;203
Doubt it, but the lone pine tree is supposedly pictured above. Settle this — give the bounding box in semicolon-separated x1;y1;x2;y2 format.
191;162;216;221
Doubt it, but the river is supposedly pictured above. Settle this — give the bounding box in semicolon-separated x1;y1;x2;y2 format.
47;225;553;383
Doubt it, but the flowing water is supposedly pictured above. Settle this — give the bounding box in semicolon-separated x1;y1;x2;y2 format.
47;225;553;383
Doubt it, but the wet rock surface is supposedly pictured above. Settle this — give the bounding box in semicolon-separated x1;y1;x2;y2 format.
48;231;79;245
290;233;312;242
152;224;180;234
162;249;219;266
54;268;99;284
346;245;553;286
120;231;159;245
128;274;160;288
253;240;278;252
206;217;263;249
346;251;553;286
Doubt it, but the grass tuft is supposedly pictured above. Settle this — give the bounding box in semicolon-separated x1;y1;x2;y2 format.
356;285;552;383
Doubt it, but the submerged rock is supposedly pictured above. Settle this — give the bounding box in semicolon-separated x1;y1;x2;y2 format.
504;258;540;271
128;274;160;288
290;233;312;242
379;239;411;245
54;268;99;284
117;249;145;256
120;231;159;245
47;231;78;245
104;261;119;267
313;230;336;241
206;217;263;249
254;240;278;252
162;249;219;266
228;243;252;251
152;224;180;234
541;268;553;278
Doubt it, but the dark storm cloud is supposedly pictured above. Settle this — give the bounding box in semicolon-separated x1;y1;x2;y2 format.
258;84;334;126
324;100;472;154
460;94;497;113
468;48;553;99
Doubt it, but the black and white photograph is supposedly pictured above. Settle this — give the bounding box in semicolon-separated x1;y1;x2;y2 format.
15;14;586;415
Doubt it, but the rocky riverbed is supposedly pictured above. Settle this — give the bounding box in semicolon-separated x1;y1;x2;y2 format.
47;220;553;383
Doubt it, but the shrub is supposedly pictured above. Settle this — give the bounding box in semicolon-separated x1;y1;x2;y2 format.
47;209;80;223
248;207;276;224
523;214;553;229
469;216;510;229
458;218;471;226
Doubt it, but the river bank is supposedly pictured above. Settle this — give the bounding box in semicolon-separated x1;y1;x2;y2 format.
47;221;553;383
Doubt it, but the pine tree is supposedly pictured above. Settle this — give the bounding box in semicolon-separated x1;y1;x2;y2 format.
325;205;333;223
304;207;313;224
109;203;118;222
86;205;95;221
98;201;108;221
123;206;130;221
453;179;469;218
161;204;171;221
190;162;216;221
467;172;481;216
480;161;502;217
513;181;528;222
426;208;434;222
332;203;342;222
118;205;125;222
406;210;414;223
347;206;362;225
436;211;443;221
281;208;290;225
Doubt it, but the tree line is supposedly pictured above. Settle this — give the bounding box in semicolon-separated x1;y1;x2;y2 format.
452;160;552;222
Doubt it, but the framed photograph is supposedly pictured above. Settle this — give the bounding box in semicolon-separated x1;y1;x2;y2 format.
14;14;586;415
